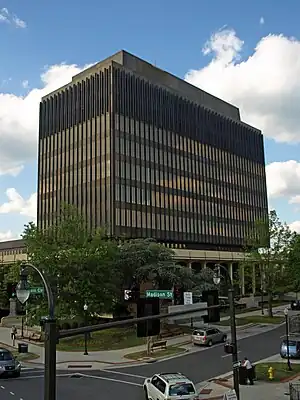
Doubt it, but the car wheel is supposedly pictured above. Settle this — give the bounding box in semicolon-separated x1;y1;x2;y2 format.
208;340;213;347
144;387;149;400
222;336;227;342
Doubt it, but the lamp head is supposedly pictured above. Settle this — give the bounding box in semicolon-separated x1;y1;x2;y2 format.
284;307;289;316
83;303;88;311
213;266;221;285
16;268;30;305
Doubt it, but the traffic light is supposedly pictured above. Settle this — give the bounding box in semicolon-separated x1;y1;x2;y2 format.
173;285;184;305
136;298;160;337
124;283;140;302
202;290;220;323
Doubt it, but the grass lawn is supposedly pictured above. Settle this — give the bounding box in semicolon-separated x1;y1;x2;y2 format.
217;315;284;326
13;351;40;362
124;346;186;360
255;362;300;382
56;327;145;352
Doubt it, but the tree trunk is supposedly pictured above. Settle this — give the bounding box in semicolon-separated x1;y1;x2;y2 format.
267;291;273;318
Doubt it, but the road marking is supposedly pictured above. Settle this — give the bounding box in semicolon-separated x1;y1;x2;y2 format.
10;392;15;395
1;385;5;389
103;370;146;379
77;373;142;387
14;373;73;380
221;351;241;358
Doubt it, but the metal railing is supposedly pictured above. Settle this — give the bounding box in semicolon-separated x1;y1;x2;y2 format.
290;382;300;399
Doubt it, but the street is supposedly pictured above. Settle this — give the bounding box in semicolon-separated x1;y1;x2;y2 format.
0;325;285;399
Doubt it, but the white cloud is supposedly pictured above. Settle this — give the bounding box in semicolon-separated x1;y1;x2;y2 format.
0;188;37;219
0;230;18;242
289;221;300;233
0;7;26;28
266;160;300;200
185;28;300;143
260;17;265;25
0;62;93;176
22;80;29;89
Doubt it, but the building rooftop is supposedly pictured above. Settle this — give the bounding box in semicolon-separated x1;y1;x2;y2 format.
0;239;25;251
42;50;241;121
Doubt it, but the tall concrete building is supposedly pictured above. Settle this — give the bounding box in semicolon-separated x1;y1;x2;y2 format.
37;50;268;252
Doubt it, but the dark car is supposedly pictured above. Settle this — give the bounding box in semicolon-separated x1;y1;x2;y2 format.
0;348;21;378
291;301;300;311
280;339;300;359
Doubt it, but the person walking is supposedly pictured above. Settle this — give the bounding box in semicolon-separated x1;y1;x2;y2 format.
11;325;17;346
242;357;254;385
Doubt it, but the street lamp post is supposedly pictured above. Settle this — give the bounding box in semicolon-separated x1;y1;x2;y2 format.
284;307;292;371
83;303;88;356
16;263;56;400
214;264;240;400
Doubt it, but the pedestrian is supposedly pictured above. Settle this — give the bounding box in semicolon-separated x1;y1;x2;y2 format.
11;325;17;346
242;357;254;385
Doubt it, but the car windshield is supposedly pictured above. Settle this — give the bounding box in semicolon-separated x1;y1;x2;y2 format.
193;331;205;336
283;340;297;346
169;383;195;396
0;351;13;361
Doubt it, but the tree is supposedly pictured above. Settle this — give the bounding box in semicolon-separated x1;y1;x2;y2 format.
286;233;300;298
244;210;293;317
21;205;120;325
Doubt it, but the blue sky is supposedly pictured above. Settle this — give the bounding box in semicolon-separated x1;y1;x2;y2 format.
1;0;300;239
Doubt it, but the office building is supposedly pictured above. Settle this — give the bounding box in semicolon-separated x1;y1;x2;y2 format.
37;50;268;252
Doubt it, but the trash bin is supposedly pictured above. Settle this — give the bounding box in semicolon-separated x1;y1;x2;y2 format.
18;343;28;354
239;366;248;385
251;365;256;380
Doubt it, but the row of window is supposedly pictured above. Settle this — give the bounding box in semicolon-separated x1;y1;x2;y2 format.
115;184;262;222
115;207;250;239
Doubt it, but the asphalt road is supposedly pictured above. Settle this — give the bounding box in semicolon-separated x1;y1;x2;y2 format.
0;324;285;400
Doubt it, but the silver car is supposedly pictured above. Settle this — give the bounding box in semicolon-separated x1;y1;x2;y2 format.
0;348;21;378
192;327;227;347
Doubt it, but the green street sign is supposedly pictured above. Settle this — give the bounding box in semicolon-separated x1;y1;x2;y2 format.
146;290;173;299
30;287;44;295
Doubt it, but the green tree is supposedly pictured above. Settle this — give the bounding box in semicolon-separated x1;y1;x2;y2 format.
286;233;300;298
21;205;120;325
245;210;293;317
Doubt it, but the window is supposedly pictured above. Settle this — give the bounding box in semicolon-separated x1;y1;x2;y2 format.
169;383;195;396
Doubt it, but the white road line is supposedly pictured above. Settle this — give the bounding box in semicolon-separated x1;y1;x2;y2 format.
15;373;73;380
102;370;146;379
78;373;142;387
222;351;241;358
1;385;5;389
10;392;15;395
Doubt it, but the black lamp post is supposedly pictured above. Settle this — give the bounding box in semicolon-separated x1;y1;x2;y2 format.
284;307;292;371
214;264;240;400
83;303;88;356
16;263;56;400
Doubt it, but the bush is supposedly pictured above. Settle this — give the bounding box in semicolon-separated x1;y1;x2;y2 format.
71;321;79;329
78;322;85;328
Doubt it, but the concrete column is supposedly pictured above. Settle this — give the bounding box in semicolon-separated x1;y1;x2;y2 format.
187;261;192;269
239;264;245;296
202;261;207;269
252;264;256;295
228;262;233;282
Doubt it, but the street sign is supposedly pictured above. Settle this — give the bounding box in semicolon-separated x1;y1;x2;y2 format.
145;290;173;299
30;287;44;295
223;389;237;400
184;292;193;305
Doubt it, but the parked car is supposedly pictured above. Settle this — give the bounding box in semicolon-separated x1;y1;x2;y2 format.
143;372;199;400
280;338;300;359
0;348;21;378
291;300;300;311
191;327;227;346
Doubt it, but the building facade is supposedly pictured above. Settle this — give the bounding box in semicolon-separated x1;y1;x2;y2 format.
37;50;268;252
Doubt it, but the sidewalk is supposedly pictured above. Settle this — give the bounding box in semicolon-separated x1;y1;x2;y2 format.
0;305;285;368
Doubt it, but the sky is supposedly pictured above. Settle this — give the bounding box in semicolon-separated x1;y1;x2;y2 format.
1;0;300;240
